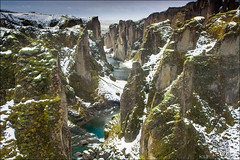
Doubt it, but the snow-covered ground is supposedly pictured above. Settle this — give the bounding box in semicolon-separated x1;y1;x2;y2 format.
100;111;147;159
1;11;91;29
98;76;127;102
113;114;147;159
75;96;91;108
187;31;217;56
0;50;12;55
0;100;22;158
121;59;133;69
103;46;111;53
193;16;205;22
60;46;76;76
0;100;14;128
143;38;171;84
184;94;240;160
142;20;173;85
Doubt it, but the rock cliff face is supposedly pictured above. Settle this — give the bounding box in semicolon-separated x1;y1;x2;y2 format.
141;10;239;159
142;0;238;30
87;17;101;41
140;55;239;159
69;29;99;102
103;9;239;159
0;11;114;159
120;62;145;142
13;48;71;159
104;23;118;49
137;19;173;65
113;20;143;61
104;0;239;61
0;33;72;159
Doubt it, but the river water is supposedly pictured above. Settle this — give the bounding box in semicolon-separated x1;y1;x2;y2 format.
72;54;131;159
72;107;119;156
106;55;131;81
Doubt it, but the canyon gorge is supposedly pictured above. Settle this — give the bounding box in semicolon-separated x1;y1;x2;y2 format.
0;0;239;159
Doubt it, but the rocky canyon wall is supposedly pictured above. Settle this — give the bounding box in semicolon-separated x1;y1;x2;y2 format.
102;7;240;160
0;11;111;159
104;0;239;61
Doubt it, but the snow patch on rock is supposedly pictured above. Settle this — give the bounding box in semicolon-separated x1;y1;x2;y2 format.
0;50;12;55
187;31;217;56
98;76;127;102
144;38;171;84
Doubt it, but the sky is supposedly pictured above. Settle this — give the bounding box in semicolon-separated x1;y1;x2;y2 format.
1;1;194;21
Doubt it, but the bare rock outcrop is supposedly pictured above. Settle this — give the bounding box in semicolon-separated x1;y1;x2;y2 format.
104;23;118;49
113;20;143;61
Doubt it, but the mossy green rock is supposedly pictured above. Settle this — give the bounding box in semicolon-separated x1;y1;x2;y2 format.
120;62;145;142
19;47;39;56
135;20;173;65
68;29;99;102
140;55;239;159
8;45;72;159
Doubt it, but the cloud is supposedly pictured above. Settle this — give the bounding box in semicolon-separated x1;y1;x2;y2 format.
1;1;192;21
16;5;31;10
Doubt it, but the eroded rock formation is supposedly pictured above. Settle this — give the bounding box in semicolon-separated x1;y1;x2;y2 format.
120;62;145;142
0;11;112;159
104;0;239;61
103;8;240;160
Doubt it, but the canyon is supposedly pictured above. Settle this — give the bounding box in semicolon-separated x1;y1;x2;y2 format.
0;0;239;159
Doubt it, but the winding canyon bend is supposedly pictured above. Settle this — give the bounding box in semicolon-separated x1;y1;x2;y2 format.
0;0;239;159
